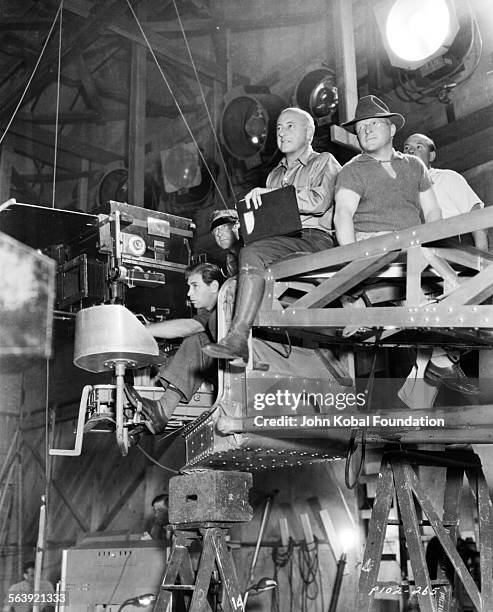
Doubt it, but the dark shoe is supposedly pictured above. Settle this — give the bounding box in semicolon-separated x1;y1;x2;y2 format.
124;383;171;434
128;425;146;447
424;361;479;395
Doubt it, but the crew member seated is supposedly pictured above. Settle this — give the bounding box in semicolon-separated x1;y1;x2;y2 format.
203;107;341;363
125;262;223;437
210;208;242;278
402;132;487;395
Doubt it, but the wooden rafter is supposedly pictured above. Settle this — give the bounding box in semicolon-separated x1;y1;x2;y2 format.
0;0;130;122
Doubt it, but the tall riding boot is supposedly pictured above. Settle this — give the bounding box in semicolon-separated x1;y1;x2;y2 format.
202;269;265;362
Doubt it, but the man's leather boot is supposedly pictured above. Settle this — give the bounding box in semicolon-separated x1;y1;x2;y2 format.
202;269;265;362
125;383;182;434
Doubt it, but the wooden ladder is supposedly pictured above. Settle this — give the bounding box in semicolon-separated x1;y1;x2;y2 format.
153;523;243;612
357;449;493;612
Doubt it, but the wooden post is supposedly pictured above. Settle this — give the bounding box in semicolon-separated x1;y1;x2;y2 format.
330;0;360;150
128;2;147;206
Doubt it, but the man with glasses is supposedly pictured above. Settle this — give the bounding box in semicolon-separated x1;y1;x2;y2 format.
334;96;478;397
334;95;441;245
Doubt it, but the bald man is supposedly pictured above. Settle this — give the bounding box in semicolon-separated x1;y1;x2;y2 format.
203;107;341;363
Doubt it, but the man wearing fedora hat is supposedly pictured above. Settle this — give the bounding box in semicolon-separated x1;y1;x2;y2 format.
334;96;478;397
334;95;441;246
210;208;242;277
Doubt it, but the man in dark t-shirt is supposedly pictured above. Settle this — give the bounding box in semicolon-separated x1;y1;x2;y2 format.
125;262;223;435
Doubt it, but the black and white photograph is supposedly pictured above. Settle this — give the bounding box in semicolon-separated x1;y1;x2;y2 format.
1;0;493;610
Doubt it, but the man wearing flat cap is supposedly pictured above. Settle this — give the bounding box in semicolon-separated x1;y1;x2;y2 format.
334;95;441;245
210;209;242;277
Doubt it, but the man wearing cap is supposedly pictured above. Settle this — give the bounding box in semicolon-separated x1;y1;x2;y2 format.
210;209;242;277
202;106;341;363
334;95;441;245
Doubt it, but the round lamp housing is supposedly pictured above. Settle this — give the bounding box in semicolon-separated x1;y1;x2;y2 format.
221;87;285;165
294;68;338;124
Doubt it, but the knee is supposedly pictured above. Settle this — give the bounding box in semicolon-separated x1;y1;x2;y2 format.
239;245;264;273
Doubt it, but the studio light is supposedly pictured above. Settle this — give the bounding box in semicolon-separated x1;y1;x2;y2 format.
161;143;201;193
374;0;460;71
294;67;338;125
221;86;285;167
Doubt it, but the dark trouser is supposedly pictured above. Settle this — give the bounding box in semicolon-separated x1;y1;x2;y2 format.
157;332;215;401
239;228;334;274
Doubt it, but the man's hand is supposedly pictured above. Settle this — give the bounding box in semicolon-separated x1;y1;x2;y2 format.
244;187;273;209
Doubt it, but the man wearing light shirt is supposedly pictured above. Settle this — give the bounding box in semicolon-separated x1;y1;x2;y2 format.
203;106;341;363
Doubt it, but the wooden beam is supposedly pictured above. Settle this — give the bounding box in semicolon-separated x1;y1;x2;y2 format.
147;10;328;34
0;0;130;122
128;2;147;205
64;0;227;85
270;206;493;279
0;21;53;31
96;468;146;532
433;126;493;174
75;55;105;117
6;120;124;165
17;110;102;125
23;439;90;533
4;133;82;172
17;169;96;182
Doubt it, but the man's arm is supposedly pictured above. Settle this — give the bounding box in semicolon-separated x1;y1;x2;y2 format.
334;188;361;245
419;188;442;223
470;203;489;250
146;318;205;339
294;155;341;215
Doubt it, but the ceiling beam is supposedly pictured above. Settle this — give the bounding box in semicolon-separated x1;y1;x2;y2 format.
63;0;236;85
0;0;130;122
3;133;82;171
7;120;124;165
147;10;329;35
75;55;105;117
0;21;52;31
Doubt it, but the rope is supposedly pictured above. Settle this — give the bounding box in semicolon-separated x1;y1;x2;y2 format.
51;0;64;208
125;0;229;209
0;0;64;146
171;0;237;206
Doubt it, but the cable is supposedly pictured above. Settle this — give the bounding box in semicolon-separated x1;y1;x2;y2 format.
51;0;63;208
125;0;229;210
171;0;237;206
135;443;180;474
0;0;64;146
298;538;320;612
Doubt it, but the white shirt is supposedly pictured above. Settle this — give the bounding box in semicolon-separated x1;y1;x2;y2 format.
429;167;483;219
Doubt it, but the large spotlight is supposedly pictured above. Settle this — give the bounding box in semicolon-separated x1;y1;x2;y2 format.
294;67;338;125
374;0;460;71
221;86;285;167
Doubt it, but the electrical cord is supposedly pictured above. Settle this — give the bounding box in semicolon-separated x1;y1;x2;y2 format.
298;538;320;612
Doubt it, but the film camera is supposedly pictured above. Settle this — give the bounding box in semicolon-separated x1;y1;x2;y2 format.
0;200;195;317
